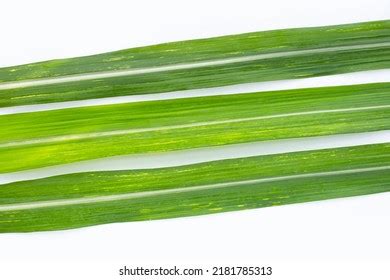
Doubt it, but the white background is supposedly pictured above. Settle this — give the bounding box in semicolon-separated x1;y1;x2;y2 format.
0;0;389;279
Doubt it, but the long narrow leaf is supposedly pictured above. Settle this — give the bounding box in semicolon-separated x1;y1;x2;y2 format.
1;20;390;107
1;83;389;173
0;144;389;232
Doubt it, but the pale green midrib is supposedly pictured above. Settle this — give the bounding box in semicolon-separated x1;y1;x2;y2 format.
0;165;389;212
1;104;389;148
1;42;390;90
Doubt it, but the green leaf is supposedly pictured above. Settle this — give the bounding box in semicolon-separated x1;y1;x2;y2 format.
1;20;390;107
1;83;389;173
0;144;389;232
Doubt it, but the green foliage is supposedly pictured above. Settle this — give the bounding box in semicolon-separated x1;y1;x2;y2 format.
1;20;390;107
0;144;389;232
1;83;389;173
